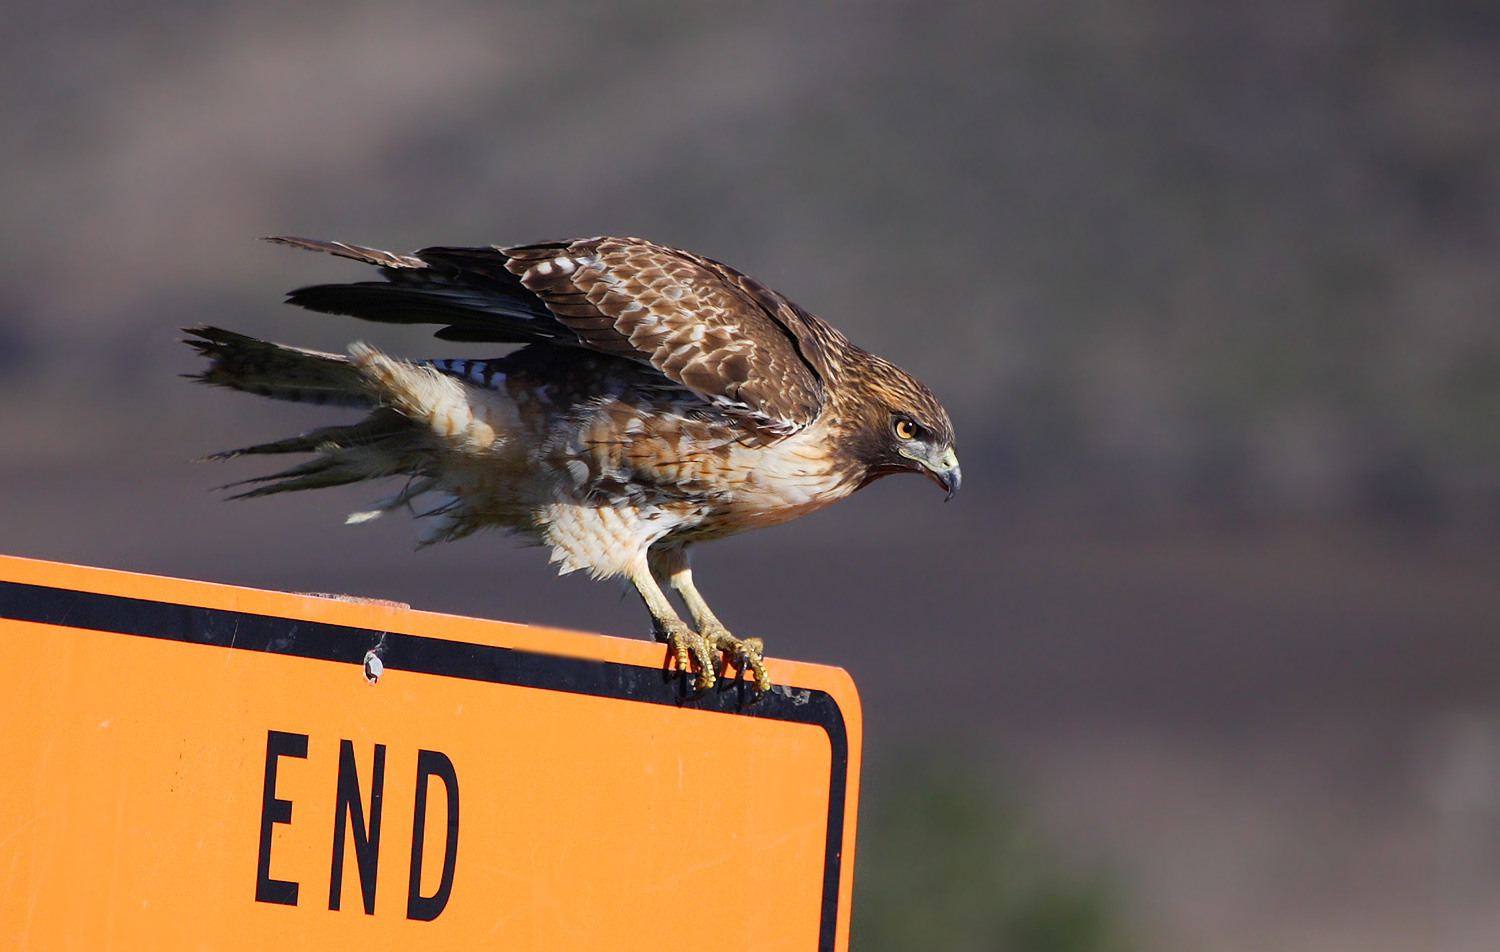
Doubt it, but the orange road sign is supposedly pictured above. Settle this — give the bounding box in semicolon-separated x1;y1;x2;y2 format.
0;554;862;951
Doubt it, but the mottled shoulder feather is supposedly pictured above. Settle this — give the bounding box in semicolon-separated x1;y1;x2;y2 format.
493;238;830;433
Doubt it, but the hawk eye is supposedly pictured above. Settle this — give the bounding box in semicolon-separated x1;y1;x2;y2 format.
893;417;919;441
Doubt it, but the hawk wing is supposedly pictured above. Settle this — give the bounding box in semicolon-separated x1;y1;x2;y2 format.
271;236;832;434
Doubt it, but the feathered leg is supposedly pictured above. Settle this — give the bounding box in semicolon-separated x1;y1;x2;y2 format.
627;556;717;691
648;546;768;694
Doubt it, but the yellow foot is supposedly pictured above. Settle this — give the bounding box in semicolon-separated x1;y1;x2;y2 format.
655;621;717;690
703;628;770;695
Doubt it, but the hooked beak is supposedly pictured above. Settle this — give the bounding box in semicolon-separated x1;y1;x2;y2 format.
924;446;961;502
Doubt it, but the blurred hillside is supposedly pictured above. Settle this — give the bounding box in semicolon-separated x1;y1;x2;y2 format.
3;2;1500;950
3;0;1497;520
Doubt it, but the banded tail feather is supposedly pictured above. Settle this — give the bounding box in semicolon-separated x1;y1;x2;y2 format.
185;327;477;528
183;325;375;408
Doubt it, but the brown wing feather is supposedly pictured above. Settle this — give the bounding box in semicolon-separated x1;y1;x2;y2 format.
458;238;831;433
265;236;426;270
272;235;835;434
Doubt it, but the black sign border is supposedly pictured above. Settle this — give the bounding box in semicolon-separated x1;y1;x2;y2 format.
1;578;851;951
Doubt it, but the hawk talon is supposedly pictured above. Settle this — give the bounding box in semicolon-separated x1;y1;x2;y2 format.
702;628;770;695
656;621;717;691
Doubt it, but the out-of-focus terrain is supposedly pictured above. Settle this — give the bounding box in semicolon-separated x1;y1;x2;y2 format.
3;2;1499;948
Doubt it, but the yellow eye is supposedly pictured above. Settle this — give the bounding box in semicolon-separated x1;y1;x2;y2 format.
894;418;918;441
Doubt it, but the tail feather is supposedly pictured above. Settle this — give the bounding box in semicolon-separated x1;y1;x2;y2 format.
185;325;376;407
220;457;373;499
206;409;413;459
214;410;436;500
219;451;416;500
186;326;441;504
184;321;498;537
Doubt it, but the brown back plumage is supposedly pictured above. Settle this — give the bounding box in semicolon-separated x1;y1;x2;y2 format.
273;236;847;436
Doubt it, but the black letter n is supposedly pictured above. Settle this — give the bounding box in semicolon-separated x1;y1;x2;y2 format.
329;740;386;914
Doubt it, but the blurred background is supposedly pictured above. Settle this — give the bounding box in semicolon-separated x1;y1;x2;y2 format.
4;0;1499;947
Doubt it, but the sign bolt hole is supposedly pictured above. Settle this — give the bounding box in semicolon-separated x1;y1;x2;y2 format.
363;649;384;685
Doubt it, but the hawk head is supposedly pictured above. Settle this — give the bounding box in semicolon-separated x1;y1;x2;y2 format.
845;355;960;500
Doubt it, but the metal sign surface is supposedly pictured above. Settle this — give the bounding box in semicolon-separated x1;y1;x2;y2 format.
0;554;860;951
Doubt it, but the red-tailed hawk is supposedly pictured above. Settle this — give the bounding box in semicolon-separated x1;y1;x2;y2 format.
187;237;959;694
